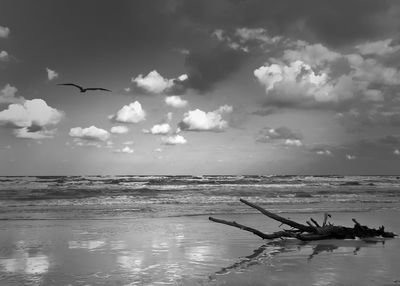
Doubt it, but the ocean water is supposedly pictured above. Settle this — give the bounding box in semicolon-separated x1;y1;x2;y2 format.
1;175;400;220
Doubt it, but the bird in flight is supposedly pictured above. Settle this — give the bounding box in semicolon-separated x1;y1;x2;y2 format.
57;83;111;93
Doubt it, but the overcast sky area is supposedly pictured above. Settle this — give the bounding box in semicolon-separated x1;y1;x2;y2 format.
1;0;400;175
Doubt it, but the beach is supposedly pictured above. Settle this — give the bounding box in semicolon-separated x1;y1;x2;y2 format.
0;211;399;286
1;175;400;285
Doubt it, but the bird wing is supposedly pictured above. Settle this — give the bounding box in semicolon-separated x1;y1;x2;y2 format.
57;83;84;92
85;87;112;92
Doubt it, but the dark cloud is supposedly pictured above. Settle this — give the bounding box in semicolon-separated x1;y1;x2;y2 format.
3;0;398;94
172;0;400;92
182;44;247;93
176;0;399;47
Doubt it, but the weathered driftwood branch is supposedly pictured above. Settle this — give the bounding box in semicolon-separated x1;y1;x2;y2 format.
209;199;397;241
209;217;297;239
322;212;331;226
239;198;316;233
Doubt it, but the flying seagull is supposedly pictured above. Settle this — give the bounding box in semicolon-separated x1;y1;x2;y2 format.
57;83;111;93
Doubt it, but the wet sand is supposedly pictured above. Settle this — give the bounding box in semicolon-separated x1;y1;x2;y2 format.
0;210;399;286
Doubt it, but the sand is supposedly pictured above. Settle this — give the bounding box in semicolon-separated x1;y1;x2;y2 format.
0;210;399;286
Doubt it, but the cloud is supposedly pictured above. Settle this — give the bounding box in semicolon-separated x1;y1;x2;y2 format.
346;154;356;160
0;26;10;38
282;41;340;68
183;44;247;92
0;99;63;129
364;89;384;102
235;28;280;46
176;1;398;47
0;84;24;104
284;139;303;147
394;149;400;156
114;146;134;154
110;126;129;134
109;101;146;123
0;98;63;139
214;28;281;53
346;53;400;86
356;39;400;56
162;134;187;145
254;60;342;106
168;1;400;95
132;70;188;94
178;105;233;132
14;128;56;140
69;126;110;141
257;126;303;147
165;96;188;108
315;149;333;156
253;37;400;127
0;51;9;61
144;123;171;135
46;68;59;81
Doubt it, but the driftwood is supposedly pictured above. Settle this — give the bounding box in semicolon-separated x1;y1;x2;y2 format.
209;199;397;241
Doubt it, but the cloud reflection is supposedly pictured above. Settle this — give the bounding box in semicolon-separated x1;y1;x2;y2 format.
0;254;49;275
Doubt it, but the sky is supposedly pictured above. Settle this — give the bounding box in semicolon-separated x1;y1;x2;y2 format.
1;0;400;175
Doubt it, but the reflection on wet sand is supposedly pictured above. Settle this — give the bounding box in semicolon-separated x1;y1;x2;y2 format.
0;255;49;275
211;238;395;286
0;214;398;286
214;238;387;275
0;241;49;286
68;240;105;250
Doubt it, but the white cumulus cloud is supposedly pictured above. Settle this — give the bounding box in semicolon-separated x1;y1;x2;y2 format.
0;84;24;104
114;146;134;154
179;105;233;132
0;99;63;129
0;50;9;61
316;150;332;156
146;123;171;135
346;154;356;160
162;134;187;145
46;68;59;81
0;26;10;38
165;96;188;108
69;126;110;141
284;139;303;147
283;42;340;68
132;70;188;94
254;60;338;103
109;101;146;123
110;126;129;134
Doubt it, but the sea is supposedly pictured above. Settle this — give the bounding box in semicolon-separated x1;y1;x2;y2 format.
1;175;400;220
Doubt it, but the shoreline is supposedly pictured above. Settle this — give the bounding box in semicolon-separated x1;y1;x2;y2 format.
0;206;398;220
